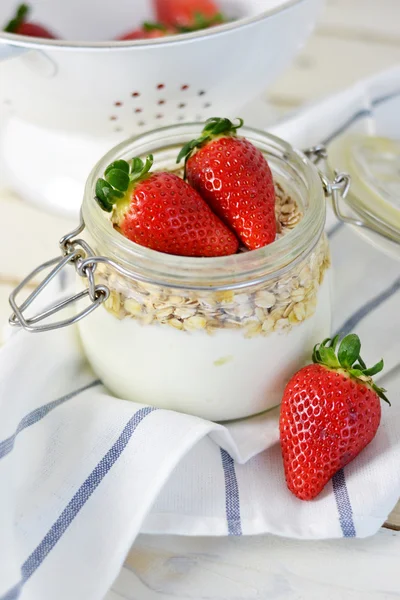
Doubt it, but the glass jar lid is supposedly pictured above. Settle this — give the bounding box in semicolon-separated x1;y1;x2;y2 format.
327;133;400;246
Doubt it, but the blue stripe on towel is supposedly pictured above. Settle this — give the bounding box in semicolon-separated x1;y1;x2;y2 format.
332;469;356;537
334;277;400;337
0;380;102;461
1;583;21;600
373;88;400;108
0;406;155;600
220;448;242;536
322;109;371;146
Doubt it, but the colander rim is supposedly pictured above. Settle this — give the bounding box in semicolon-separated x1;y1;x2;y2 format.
0;0;307;50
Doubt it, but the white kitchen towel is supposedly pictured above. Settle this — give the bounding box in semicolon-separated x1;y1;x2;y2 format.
1;67;400;600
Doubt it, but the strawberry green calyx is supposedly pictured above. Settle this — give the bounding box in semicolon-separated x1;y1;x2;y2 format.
176;117;243;165
202;116;243;137
95;155;153;213
177;12;225;32
142;21;168;32
312;334;390;404
4;3;29;33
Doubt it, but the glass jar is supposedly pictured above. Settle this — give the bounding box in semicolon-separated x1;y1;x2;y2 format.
75;124;331;421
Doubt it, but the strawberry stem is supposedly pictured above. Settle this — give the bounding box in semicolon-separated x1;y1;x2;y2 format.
95;154;154;213
4;3;29;33
176;117;243;171
312;334;390;405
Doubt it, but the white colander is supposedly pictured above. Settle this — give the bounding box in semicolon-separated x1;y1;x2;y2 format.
0;0;322;215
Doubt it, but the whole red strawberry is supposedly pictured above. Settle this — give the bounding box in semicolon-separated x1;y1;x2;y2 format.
95;155;238;257
4;4;56;39
117;22;176;40
280;334;389;501
177;118;277;250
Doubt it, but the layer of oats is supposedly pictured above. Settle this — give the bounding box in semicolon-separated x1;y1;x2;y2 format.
95;182;330;336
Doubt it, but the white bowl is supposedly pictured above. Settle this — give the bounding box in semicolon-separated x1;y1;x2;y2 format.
0;0;322;215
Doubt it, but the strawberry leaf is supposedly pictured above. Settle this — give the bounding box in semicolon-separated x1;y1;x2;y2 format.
95;154;154;216
202;117;243;136
177;11;225;32
318;346;340;369
130;157;144;176
4;3;29;33
143;21;167;32
311;333;390;406
312;343;322;364
348;368;365;378
338;334;361;368
329;334;340;350
176;136;210;164
95;179;118;212
130;154;153;182
372;383;391;405
105;160;130;176
363;359;384;376
176;117;243;167
105;168;130;192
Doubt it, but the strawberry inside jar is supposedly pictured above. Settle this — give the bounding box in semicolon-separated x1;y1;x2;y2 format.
77;120;331;421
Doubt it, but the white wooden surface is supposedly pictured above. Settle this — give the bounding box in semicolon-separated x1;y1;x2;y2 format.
113;529;400;600
0;1;399;598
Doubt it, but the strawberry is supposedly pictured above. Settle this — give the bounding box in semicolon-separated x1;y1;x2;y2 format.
279;334;390;501
117;22;176;40
154;0;224;29
177;118;277;250
95;155;239;257
4;3;56;39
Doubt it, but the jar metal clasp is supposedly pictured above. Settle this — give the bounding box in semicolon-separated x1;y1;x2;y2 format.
305;145;400;244
9;214;110;332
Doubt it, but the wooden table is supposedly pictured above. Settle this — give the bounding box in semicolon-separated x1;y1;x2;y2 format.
0;0;399;597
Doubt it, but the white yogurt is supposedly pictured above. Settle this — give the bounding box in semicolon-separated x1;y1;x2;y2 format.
78;276;331;422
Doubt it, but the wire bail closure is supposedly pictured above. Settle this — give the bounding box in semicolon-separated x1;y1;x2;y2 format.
9;213;110;333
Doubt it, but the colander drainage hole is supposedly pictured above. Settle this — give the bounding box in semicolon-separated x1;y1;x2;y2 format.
178;103;186;109
138;121;146;127
134;108;143;113
181;84;189;90
158;99;166;105
157;83;165;90
203;102;211;108
156;114;163;119
132;92;140;97
110;115;117;121
198;90;206;96
114;101;123;107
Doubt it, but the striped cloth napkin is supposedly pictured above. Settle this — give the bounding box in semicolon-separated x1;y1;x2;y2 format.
1;67;399;600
